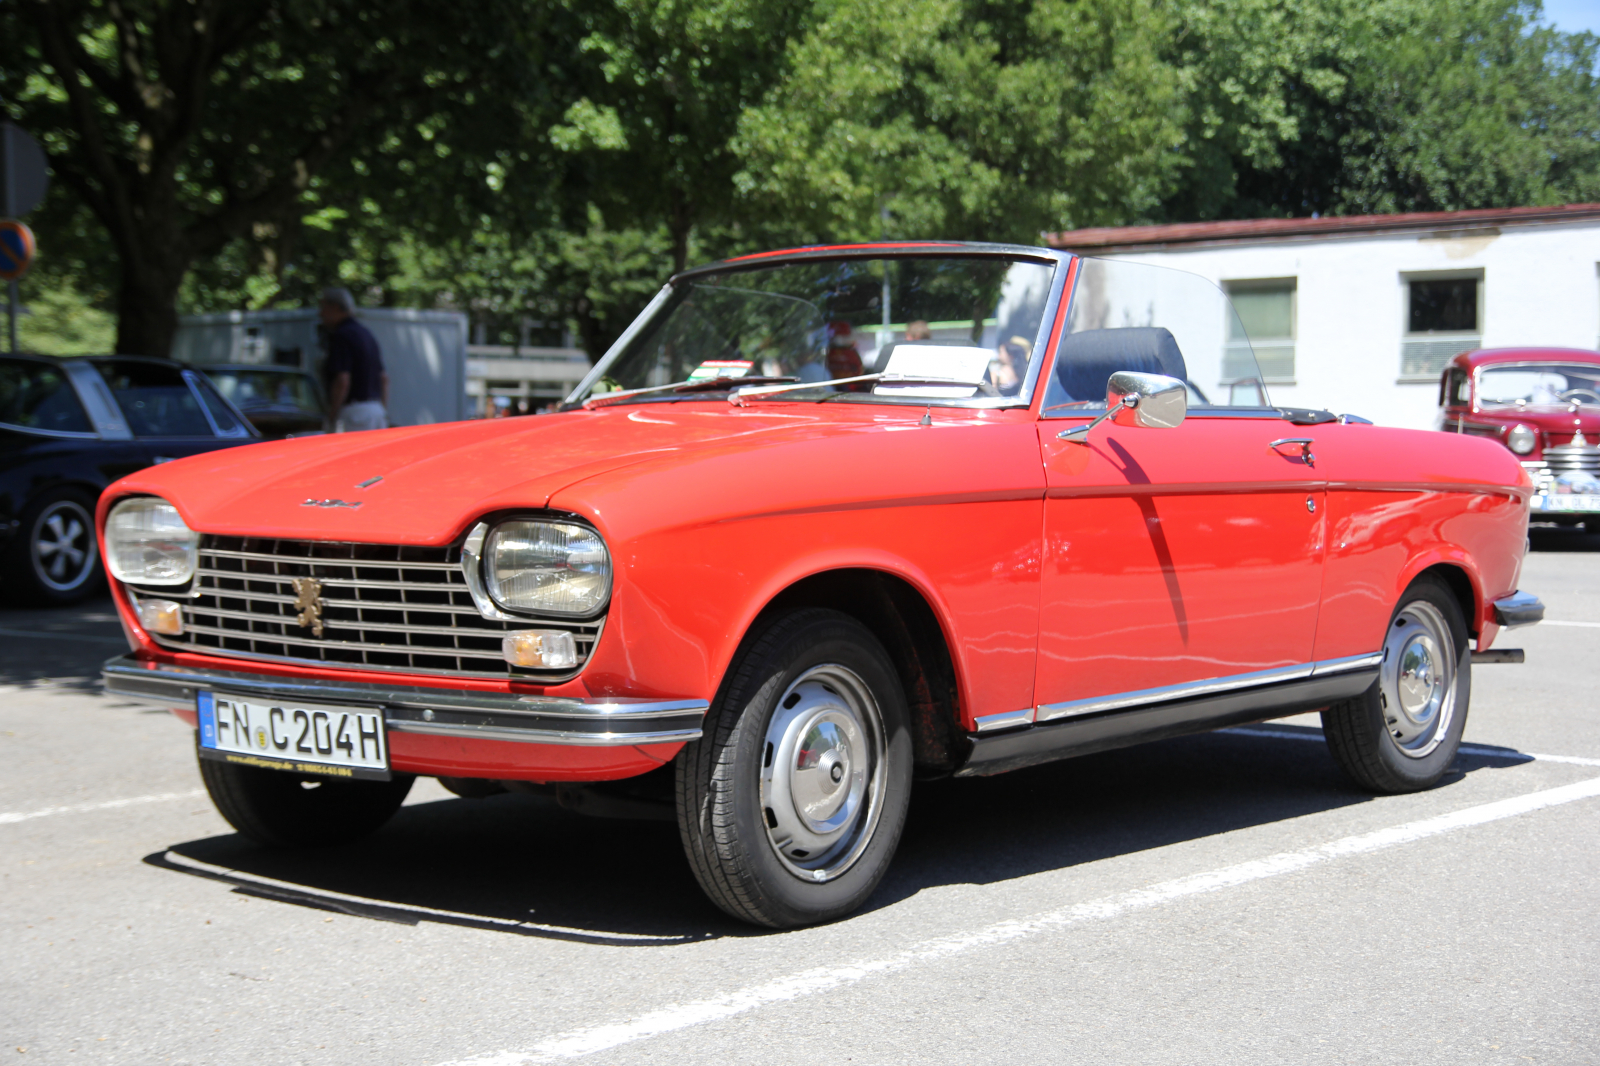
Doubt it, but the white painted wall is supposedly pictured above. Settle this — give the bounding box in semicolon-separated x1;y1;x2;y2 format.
1092;220;1600;429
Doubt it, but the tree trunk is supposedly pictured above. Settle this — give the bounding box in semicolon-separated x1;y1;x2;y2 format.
113;260;190;358
107;197;195;358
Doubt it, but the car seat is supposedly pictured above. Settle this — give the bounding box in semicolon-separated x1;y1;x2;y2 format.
1053;327;1188;405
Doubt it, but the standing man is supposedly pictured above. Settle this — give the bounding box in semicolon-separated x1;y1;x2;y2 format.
319;287;388;432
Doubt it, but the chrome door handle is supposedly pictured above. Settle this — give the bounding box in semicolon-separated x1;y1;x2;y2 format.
1268;437;1315;465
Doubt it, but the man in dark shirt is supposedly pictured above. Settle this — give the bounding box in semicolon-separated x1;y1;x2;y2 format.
319;287;388;431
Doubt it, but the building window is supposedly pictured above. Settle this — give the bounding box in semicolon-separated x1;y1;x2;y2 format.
1401;274;1481;382
1224;280;1296;384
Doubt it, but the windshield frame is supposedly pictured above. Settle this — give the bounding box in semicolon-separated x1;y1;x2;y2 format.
564;244;1070;411
1473;361;1600;410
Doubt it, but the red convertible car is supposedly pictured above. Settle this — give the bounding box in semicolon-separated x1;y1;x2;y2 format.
1438;347;1600;528
100;245;1542;927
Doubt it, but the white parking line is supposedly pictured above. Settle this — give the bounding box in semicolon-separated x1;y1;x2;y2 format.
439;774;1600;1066
1543;620;1600;628
0;790;206;825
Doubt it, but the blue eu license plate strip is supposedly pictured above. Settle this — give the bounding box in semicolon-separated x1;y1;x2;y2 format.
196;691;391;781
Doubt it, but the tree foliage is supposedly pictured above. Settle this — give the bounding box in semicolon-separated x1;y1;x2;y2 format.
5;0;1598;361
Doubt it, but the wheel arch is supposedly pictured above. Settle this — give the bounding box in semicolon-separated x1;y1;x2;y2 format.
755;568;967;777
1408;560;1480;639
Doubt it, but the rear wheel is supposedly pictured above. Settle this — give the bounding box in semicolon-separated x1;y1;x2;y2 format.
5;489;102;605
676;609;913;928
198;747;414;847
1322;575;1471;793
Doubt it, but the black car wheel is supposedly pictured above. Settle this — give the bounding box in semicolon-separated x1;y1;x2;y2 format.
676;608;913;928
6;489;103;605
1322;575;1471;793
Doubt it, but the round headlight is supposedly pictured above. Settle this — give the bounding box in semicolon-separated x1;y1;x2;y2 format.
105;497;199;586
484;520;611;617
1506;424;1537;455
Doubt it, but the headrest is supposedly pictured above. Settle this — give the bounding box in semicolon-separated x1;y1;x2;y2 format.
1054;327;1187;404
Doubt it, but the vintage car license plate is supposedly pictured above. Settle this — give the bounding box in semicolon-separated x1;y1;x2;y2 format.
196;692;391;780
1537;494;1600;512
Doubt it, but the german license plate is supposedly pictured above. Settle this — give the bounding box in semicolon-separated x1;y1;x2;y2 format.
1538;494;1600;513
196;692;390;780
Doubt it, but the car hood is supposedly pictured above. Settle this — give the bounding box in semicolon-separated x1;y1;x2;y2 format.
103;406;816;543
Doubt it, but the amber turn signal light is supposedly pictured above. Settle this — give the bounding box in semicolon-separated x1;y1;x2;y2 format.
501;630;578;669
136;598;184;636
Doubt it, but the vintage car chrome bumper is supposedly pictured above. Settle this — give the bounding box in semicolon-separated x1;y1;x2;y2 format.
101;654;707;747
1492;591;1545;629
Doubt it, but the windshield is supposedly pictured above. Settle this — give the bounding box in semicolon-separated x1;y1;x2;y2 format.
1477;364;1600;407
1040;258;1271;413
208;369;324;413
576;256;1058;406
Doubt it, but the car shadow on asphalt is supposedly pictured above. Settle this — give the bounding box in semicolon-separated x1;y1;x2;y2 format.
146;722;1536;947
1529;525;1600;552
0;593;128;692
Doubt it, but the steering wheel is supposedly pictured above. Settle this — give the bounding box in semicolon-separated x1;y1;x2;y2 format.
1559;388;1600;405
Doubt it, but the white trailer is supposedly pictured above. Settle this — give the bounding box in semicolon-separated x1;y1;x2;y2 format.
172;306;469;427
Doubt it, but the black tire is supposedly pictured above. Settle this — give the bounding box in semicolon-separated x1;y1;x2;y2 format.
1322;575;1471;793
676;608;913;928
5;488;103;605
198;745;415;848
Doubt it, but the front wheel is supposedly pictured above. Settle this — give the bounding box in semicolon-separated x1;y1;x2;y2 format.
1322;575;1471;793
198;746;415;848
676;609;913;928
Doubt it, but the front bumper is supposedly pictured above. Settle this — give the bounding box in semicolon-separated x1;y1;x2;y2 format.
102;654;707;747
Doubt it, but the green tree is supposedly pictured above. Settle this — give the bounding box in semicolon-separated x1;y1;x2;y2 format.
2;0;538;357
1159;0;1600;219
732;0;1186;242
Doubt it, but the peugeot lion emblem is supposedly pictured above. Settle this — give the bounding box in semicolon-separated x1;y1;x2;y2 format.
291;577;325;637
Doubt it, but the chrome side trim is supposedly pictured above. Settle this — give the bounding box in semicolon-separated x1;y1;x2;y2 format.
1034;661;1322;723
973;707;1035;733
1493;591;1545;629
1310;652;1384;676
102;654;705;747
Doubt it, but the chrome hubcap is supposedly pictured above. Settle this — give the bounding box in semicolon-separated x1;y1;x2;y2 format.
32;501;97;592
1380;601;1458;758
760;664;886;882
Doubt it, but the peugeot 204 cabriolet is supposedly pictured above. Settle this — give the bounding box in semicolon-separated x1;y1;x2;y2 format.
100;244;1543;927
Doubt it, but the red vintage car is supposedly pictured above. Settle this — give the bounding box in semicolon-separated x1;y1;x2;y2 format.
100;245;1542;927
1438;347;1600;528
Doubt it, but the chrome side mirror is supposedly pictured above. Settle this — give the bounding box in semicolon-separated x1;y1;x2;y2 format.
1059;371;1187;444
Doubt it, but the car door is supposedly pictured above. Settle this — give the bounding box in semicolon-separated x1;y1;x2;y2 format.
1032;413;1328;718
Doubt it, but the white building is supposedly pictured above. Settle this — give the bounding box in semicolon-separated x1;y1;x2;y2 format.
1047;203;1600;429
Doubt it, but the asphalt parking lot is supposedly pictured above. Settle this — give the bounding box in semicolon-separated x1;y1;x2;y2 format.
4;531;1598;1065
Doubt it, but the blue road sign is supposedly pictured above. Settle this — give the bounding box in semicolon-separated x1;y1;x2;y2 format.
0;219;35;281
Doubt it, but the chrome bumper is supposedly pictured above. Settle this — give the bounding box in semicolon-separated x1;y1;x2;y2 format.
101;654;707;747
1493;591;1545;629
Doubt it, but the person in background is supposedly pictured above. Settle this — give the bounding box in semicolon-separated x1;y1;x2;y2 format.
825;321;871;392
319;287;388;432
904;320;933;342
990;335;1032;396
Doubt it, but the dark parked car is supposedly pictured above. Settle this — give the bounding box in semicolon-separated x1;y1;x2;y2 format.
200;364;327;438
0;353;257;604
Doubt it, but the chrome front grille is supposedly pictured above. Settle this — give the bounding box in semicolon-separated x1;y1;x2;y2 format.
1524;438;1600;494
1542;441;1600;473
145;536;601;680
